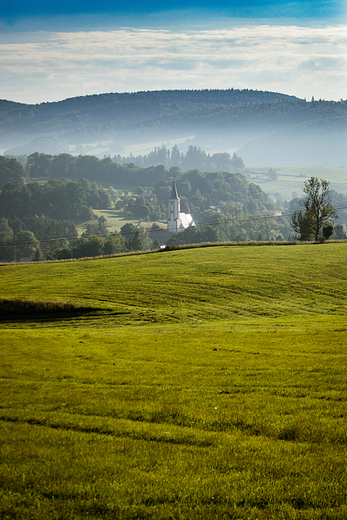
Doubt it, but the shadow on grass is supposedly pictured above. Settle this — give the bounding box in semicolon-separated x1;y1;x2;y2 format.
0;298;178;325
0;297;113;323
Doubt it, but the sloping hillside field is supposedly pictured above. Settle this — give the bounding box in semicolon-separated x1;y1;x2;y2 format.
1;243;347;519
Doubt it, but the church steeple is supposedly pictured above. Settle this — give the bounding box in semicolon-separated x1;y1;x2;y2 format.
171;181;179;200
167;181;181;232
167;181;195;233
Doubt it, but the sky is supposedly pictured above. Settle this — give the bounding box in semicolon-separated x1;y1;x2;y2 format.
0;0;346;104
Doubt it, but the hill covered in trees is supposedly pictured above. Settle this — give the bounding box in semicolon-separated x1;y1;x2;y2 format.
1;151;298;261
2;89;346;167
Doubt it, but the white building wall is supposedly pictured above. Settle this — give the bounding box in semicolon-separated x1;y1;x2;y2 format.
167;182;196;232
168;197;181;232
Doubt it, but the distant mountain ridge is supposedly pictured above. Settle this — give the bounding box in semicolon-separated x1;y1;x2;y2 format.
0;89;297;133
1;89;346;167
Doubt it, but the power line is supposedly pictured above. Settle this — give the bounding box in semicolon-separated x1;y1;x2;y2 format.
1;205;346;249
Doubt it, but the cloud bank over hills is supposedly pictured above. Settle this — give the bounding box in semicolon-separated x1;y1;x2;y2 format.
1;24;346;104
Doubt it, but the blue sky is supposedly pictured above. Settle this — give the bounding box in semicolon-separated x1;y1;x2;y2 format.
1;0;343;21
0;0;346;103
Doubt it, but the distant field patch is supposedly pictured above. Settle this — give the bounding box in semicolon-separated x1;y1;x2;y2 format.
249;166;347;199
78;208;166;236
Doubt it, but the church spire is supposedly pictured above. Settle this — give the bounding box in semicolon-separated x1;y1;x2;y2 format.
171;181;179;200
167;179;195;233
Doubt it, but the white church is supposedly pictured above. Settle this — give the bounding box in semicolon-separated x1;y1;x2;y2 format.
167;181;195;232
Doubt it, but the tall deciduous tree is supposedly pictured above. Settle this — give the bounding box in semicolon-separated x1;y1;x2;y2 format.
27;152;52;179
13;230;39;259
0;157;28;189
291;177;337;241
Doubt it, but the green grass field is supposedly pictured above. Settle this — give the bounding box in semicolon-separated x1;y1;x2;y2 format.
76;208;137;236
1;243;347;519
247;167;347;200
78;208;166;237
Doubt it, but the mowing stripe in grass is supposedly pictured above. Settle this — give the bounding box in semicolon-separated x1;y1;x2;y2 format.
0;414;216;448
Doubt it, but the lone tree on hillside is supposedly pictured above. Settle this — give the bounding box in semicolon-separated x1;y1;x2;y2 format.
291;177;337;241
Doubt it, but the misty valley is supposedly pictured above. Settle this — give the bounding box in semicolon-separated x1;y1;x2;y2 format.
1;88;346;263
1;89;347;167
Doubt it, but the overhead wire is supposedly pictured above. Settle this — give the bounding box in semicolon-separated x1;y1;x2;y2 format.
1;204;347;249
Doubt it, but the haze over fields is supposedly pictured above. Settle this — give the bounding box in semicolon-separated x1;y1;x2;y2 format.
1;91;347;167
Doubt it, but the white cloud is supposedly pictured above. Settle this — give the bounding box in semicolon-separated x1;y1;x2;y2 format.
0;24;346;103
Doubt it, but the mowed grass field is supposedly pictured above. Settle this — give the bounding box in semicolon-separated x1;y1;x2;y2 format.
247;166;347;200
1;243;347;519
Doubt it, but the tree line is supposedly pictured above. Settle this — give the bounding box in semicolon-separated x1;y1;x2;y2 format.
0;177;110;222
113;146;245;173
0;215;160;262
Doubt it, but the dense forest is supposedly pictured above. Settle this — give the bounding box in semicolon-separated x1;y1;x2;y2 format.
1;153;346;262
1;149;244;186
1;89;346;166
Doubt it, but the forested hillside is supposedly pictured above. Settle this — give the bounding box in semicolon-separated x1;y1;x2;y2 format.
0;89;296;136
2;151;347;262
0;152;295;261
1;89;346;166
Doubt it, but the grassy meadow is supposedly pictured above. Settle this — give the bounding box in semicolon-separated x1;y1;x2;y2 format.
78;208;166;237
1;242;347;519
77;208;136;237
247;167;347;200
